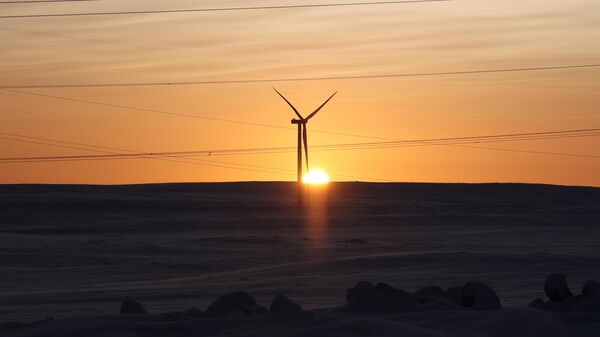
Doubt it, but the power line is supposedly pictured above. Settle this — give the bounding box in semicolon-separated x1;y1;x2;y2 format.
0;133;296;175
2;128;598;162
0;0;448;19
0;134;297;177
220;133;600;158
1;130;597;181
0;0;96;4
448;144;600;160
0;131;131;153
4;85;600;148
7;86;600;150
2;92;599;173
0;130;296;176
0;132;291;173
0;135;120;154
2;64;598;89
322;129;600;147
19;89;588;175
1;88;388;141
2;89;599;161
0;132;389;181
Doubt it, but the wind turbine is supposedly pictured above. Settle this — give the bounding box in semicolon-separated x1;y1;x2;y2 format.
273;88;337;206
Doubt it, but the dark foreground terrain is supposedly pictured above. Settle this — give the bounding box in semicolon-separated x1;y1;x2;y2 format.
1;182;599;336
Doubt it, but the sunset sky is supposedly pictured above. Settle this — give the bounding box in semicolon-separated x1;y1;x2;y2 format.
1;0;599;185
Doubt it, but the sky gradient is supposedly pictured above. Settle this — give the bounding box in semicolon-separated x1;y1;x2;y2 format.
1;0;599;185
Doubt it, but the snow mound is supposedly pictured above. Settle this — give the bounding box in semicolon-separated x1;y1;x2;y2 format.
529;276;600;313
421;282;502;311
414;286;448;298
463;281;503;311
545;273;574;302
119;300;147;314
205;291;265;316
343;282;418;313
266;294;307;323
582;280;600;302
341;281;502;313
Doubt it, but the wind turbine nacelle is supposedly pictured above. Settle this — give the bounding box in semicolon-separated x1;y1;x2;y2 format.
291;119;303;124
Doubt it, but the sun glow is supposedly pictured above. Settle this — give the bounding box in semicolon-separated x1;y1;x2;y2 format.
302;169;330;185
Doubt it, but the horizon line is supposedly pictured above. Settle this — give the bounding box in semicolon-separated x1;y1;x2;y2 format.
1;180;598;189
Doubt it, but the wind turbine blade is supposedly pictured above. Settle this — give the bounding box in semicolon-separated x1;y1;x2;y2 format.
273;87;304;120
305;92;337;121
303;124;309;171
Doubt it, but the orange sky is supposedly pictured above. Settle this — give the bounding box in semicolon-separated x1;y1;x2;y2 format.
1;0;599;186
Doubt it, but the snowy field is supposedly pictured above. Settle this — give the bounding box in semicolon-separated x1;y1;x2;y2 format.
1;182;599;336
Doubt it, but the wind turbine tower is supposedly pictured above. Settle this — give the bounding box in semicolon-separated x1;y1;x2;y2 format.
273;88;337;206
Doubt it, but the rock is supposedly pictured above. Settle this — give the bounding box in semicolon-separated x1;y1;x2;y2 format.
119;300;148;314
545;273;573;302
446;285;465;306
270;294;303;314
582;280;600;302
423;296;464;310
414;286;460;309
205;291;261;316
346;281;381;310
528;298;546;310
462;281;502;310
267;294;304;323
444;282;502;310
375;283;418;311
414;286;447;299
376;282;400;296
345;282;418;312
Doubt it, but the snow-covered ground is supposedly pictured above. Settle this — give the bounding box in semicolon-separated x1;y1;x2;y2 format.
1;182;599;336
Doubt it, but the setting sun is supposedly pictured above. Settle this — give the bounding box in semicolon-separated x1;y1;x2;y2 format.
302;169;330;185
